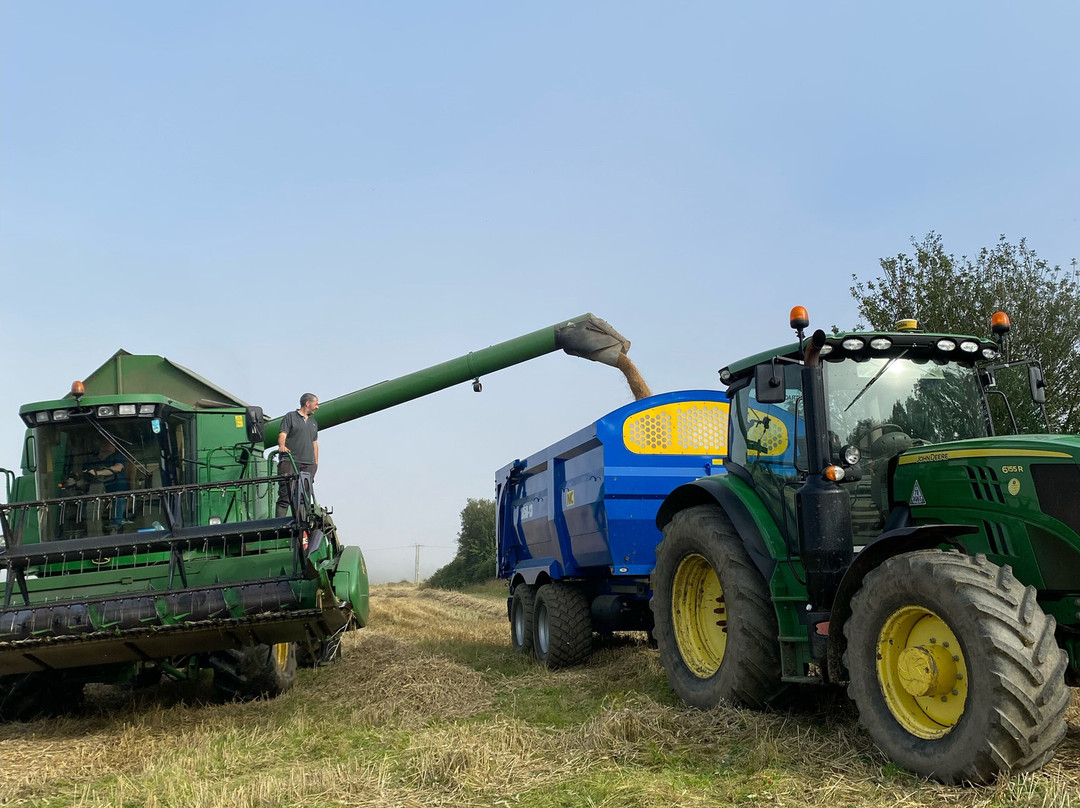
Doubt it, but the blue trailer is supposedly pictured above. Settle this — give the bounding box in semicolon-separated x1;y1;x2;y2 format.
496;390;729;667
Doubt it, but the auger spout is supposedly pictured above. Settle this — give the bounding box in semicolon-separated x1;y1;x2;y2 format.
263;313;632;443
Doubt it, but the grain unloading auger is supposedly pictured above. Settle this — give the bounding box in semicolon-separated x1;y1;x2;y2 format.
0;314;631;719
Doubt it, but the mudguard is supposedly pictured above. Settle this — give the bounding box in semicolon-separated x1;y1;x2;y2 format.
656;473;784;582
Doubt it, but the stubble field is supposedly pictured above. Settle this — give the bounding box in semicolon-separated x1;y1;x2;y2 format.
3;582;1080;808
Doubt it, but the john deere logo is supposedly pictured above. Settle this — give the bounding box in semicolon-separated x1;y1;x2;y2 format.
1008;478;1021;496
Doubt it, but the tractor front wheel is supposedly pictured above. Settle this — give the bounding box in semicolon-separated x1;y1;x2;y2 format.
532;583;592;668
510;583;536;655
844;550;1069;783
651;505;785;709
208;642;298;701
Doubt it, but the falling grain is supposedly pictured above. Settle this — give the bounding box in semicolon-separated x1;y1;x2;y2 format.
616;353;652;400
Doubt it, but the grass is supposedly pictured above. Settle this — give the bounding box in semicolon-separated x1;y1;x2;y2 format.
3;582;1080;807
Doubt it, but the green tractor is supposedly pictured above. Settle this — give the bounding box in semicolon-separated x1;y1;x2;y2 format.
651;308;1074;783
0;314;633;719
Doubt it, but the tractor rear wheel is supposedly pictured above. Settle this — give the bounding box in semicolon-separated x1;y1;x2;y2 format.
651;505;785;709
510;583;536;655
532;583;592;668
844;550;1069;783
208;642;298;701
0;671;85;722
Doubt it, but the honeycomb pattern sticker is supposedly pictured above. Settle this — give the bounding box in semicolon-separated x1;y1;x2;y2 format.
746;407;789;457
623;401;729;455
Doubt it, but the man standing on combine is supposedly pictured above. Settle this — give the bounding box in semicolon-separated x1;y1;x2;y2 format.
276;392;319;518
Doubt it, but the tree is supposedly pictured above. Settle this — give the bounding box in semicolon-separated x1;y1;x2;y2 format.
427;497;496;589
850;233;1080;433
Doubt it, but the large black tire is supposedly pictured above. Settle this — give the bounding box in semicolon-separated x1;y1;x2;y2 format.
844;550;1070;784
510;583;536;655
532;583;592;669
0;672;85;722
208;642;298;701
651;505;785;710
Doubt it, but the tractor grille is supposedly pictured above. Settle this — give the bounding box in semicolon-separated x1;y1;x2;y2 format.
1031;463;1080;536
965;465;1005;504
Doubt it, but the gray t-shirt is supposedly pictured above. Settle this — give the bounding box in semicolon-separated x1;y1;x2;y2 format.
279;410;318;465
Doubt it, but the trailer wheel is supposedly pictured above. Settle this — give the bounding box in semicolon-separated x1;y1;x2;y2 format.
510;583;537;655
0;672;85;722
844;550;1069;783
652;505;785;709
532;583;592;668
208;642;298;701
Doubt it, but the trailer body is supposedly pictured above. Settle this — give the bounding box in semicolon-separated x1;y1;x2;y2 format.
497;390;729;665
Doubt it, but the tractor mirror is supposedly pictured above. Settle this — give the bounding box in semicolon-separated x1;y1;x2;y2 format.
245;406;266;443
754;362;787;404
1028;366;1046;405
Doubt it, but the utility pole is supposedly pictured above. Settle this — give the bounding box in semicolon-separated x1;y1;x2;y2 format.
414;544;421;586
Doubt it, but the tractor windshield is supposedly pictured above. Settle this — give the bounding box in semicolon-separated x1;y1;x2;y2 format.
824;355;989;453
824;355;988;545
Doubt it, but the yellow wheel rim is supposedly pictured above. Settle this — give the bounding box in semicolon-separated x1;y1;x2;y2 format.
671;553;727;678
877;605;968;738
274;643;292;669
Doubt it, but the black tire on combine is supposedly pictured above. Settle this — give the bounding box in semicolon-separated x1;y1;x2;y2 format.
844;550;1070;784
0;671;85;722
208;642;298;701
651;504;785;710
532;583;592;669
510;583;536;655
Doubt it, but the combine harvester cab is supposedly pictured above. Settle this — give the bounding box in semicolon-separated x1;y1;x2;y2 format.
0;313;636;719
497;389;730;668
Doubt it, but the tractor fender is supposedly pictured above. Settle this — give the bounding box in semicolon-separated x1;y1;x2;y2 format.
656;475;778;582
825;515;978;683
333;545;370;628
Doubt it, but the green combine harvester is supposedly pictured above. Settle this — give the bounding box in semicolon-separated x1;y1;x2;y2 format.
651;308;1075;783
0;314;632;719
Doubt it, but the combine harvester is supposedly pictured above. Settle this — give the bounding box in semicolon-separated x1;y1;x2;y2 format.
0;314;632;719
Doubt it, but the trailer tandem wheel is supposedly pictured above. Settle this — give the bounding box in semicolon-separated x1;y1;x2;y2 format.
652;504;785;710
844;550;1070;784
532;583;592;668
510;583;537;655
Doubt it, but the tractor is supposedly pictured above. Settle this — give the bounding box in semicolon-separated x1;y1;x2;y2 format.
651;308;1074;783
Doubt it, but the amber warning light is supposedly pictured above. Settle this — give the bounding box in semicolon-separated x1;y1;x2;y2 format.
790;306;810;330
991;311;1011;335
70;380;85;398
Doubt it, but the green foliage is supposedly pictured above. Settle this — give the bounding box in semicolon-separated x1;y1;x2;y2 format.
427;497;496;589
850;233;1080;433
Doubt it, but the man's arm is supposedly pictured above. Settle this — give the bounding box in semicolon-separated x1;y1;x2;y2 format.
313;439;319;466
278;430;290;452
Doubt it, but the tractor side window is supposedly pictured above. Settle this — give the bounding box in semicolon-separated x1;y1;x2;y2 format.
731;364;804;548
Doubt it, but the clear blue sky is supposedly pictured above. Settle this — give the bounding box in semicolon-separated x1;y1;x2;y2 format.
3;3;1077;582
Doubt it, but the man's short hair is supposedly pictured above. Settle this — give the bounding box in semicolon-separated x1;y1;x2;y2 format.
300;393;317;407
